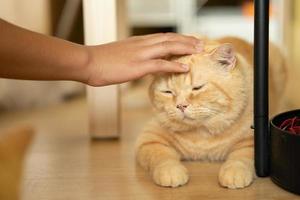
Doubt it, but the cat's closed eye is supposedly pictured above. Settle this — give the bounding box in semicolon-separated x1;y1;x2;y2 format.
192;84;205;91
161;90;173;94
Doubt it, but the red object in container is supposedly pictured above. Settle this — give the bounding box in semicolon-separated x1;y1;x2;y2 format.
279;117;300;135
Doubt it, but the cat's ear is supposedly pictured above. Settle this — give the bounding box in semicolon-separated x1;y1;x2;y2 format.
211;43;236;71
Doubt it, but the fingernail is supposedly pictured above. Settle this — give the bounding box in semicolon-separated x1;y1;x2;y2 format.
181;64;189;72
195;41;204;52
195;40;204;53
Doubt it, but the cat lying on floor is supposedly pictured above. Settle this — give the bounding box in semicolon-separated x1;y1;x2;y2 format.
135;36;286;189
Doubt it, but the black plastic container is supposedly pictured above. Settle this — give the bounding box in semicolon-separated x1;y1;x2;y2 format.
270;109;300;194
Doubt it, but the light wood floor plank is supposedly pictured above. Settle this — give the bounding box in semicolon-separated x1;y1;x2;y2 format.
0;98;298;200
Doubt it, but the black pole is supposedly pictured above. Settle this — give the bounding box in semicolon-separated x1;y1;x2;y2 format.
254;0;270;177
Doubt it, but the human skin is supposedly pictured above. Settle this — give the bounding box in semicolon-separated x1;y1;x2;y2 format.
0;19;203;86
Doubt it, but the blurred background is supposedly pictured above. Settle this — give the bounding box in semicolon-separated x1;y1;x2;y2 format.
1;1;300;199
0;0;298;111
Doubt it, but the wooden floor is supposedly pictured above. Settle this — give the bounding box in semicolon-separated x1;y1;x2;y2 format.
0;98;299;200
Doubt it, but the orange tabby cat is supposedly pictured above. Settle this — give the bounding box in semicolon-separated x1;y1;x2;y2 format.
135;37;286;189
0;126;34;200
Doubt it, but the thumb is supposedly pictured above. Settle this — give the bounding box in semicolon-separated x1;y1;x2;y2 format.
141;59;189;75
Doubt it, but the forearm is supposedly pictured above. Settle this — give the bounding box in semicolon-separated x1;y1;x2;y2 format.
0;19;202;86
0;19;89;82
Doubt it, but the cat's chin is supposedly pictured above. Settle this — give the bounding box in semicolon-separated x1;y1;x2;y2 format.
182;115;196;121
157;117;200;132
168;123;198;132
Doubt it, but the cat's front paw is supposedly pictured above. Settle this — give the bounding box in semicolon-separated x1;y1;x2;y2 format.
219;160;254;189
152;161;189;188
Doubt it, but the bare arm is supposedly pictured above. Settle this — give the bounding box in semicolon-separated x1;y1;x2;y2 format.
0;19;202;86
0;19;89;83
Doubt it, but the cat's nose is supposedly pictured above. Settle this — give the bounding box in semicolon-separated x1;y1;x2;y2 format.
176;104;189;112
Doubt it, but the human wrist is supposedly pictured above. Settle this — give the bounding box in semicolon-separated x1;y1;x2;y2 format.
68;44;94;85
83;45;106;86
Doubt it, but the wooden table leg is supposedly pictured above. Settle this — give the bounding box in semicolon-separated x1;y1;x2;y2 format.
83;0;121;139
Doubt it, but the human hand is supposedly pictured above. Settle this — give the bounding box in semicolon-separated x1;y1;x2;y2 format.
84;33;203;86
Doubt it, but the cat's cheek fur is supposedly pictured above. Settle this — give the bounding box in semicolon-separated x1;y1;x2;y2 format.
152;93;174;112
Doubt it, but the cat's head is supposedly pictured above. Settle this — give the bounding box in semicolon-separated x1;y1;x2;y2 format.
149;43;249;133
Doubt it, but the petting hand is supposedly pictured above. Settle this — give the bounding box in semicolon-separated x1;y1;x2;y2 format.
85;33;203;86
0;20;203;85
